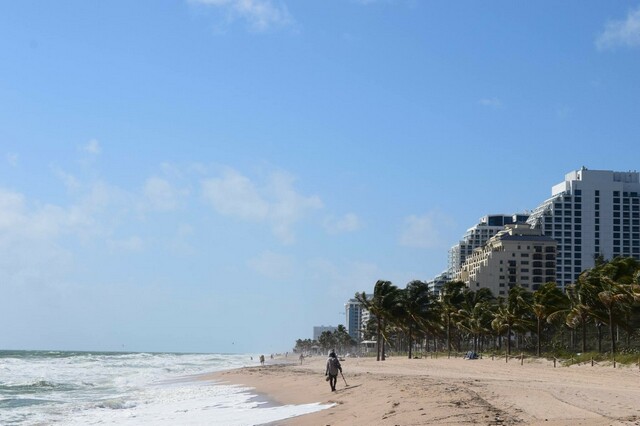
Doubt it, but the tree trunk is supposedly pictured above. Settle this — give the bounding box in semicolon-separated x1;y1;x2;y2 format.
376;318;382;361
597;324;602;353
381;319;386;361
446;313;452;358
507;325;512;355
582;319;587;353
408;324;413;359
609;309;616;355
537;318;542;357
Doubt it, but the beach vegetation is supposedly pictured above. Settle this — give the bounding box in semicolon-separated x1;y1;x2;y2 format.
356;280;402;361
295;256;640;364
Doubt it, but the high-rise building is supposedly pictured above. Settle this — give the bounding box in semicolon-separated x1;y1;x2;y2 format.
448;214;529;277
456;224;557;296
426;271;450;296
313;326;337;340
527;168;640;289
344;299;363;342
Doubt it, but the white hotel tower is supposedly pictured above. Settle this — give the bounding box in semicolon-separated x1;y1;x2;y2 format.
527;168;640;289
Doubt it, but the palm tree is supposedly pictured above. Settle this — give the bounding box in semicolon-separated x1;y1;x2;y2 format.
356;280;401;361
399;280;437;359
439;281;466;357
565;273;599;353
456;288;495;353
532;282;568;356
491;285;533;355
598;257;639;354
333;325;354;354
318;330;337;353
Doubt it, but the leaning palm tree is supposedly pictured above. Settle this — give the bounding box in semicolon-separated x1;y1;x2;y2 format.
356;280;401;361
565;271;602;353
532;282;569;356
456;288;495;353
598;279;631;355
439;281;466;357
590;256;639;355
491;285;533;356
400;280;438;359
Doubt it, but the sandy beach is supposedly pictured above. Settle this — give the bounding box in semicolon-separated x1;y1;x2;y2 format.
208;354;640;426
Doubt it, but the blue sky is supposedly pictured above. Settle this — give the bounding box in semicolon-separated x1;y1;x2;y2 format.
1;0;640;354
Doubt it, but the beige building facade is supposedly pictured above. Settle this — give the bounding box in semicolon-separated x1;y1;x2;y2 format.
456;224;557;296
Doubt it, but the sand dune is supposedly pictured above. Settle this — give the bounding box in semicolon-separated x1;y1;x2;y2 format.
209;354;640;425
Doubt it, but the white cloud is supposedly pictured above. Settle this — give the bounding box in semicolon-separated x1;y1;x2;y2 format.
201;167;322;244
201;168;270;221
81;139;102;155
52;166;82;193
108;236;144;252
143;177;185;211
247;250;294;279
399;210;454;248
324;213;362;234
190;0;293;32
555;105;572;119
6;153;18;167
596;6;640;50
478;97;502;108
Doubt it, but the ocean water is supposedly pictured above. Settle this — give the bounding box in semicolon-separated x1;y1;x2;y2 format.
0;350;330;425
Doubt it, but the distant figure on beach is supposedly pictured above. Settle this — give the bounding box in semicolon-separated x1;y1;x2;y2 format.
259;355;265;366
325;350;342;392
299;353;304;365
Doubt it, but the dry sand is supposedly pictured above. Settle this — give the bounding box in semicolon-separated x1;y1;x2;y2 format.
207;354;640;425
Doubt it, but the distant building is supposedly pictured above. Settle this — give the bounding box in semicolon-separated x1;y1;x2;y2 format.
313;326;337;340
456;224;557;296
527;168;640;289
448;214;529;278
344;299;363;342
426;270;451;296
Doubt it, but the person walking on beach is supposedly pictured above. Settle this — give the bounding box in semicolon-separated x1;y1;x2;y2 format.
259;354;265;366
325;350;342;392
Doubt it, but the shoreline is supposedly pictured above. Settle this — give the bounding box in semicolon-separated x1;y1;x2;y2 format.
203;354;640;425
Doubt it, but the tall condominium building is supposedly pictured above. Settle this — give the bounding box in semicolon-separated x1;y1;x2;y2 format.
344;299;363;342
448;213;529;277
313;325;337;340
456;224;557;296
426;270;451;296
527;168;640;289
